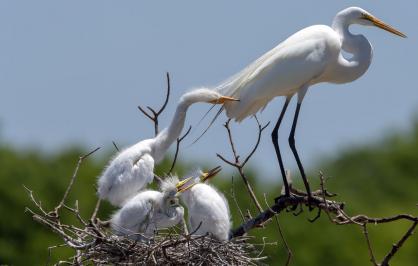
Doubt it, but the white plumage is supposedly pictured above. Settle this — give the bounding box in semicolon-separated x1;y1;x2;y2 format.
111;176;184;240
215;7;405;122
97;88;237;206
208;7;405;199
180;169;231;241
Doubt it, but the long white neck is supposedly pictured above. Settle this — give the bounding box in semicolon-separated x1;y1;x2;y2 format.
151;98;192;162
330;16;373;84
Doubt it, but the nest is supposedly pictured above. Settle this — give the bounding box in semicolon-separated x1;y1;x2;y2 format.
84;232;265;265
25;185;267;265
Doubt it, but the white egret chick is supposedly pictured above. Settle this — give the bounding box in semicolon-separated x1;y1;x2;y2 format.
179;166;231;241
97;89;238;206
110;176;192;240
210;7;405;199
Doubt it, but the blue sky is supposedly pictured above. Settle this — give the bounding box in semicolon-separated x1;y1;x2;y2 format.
0;1;417;181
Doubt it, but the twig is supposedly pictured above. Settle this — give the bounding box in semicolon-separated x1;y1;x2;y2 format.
231;176;246;223
362;224;378;266
380;220;418;266
168;125;192;173
263;193;292;266
137;72;171;136
112;141;120;152
90;198;101;223
217;117;269;213
54;147;101;215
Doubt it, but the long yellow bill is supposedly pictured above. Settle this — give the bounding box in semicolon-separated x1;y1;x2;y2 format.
200;166;222;182
364;14;406;38
209;96;239;104
175;177;193;190
175;182;197;196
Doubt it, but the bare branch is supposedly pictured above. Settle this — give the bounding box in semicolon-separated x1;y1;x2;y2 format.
362;224;378;266
169;125;192;173
263;192;292;266
217;117;269;213
112;141;120;152
380;220;418;266
137;72;171;136
242;116;270;167
54;147;101;215
231;176;246;223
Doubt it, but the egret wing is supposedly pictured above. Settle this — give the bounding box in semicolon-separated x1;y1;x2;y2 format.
218;26;335;120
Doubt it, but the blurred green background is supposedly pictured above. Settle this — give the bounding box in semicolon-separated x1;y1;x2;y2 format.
0;121;417;266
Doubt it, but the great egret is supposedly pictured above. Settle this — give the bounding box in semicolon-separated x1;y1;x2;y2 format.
213;7;405;199
110;175;193;240
179;166;231;241
97;89;237;206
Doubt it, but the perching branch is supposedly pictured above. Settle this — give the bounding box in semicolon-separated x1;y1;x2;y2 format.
217;117;269;213
231;172;418;265
138;72;171;136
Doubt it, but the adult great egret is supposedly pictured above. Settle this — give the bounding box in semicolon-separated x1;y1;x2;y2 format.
179;166;231;241
214;7;406;199
97;89;237;206
110;176;192;240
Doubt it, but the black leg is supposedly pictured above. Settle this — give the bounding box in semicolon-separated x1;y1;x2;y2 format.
271;97;291;196
289;102;312;200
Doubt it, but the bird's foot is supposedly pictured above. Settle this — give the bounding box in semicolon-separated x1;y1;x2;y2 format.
306;195;314;211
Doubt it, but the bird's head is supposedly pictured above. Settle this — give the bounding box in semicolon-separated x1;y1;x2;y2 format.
180;88;239;105
174;166;222;195
337;7;406;38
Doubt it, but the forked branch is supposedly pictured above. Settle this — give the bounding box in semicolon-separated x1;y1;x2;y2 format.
217;117;269;213
138;72;171;136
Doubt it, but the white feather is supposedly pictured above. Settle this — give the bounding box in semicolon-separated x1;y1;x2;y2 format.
97;88;229;206
212;7;390;122
181;183;231;241
111;189;184;240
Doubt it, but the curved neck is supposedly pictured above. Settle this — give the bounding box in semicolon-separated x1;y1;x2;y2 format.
331;16;373;84
152;98;192;162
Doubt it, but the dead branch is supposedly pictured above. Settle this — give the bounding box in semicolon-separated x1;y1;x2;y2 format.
169;125;192;173
217;117;270;213
362;224;378;266
231;173;418;266
263;193;292;266
53;147;100;216
138;72;171;136
380;220;418;266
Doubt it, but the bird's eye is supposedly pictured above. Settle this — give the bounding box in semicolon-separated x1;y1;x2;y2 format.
170;199;176;205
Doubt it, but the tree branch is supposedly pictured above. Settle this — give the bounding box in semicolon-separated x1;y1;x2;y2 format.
217;116;269;213
137;72;171;136
169;125;192;173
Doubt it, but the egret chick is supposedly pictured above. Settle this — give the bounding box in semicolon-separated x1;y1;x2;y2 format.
110;176;192;240
97;89;238;206
179;166;231;241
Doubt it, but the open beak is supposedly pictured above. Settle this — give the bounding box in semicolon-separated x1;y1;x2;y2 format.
364;14;406;38
200;166;222;182
209;96;239;104
175;182;197;196
175;177;193;191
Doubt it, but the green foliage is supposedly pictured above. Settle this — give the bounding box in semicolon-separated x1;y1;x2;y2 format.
0;123;417;265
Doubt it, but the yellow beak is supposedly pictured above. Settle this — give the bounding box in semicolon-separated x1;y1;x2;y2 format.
200;166;222;182
364;14;406;38
175;182;197;196
209;96;239;104
175;177;193;190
